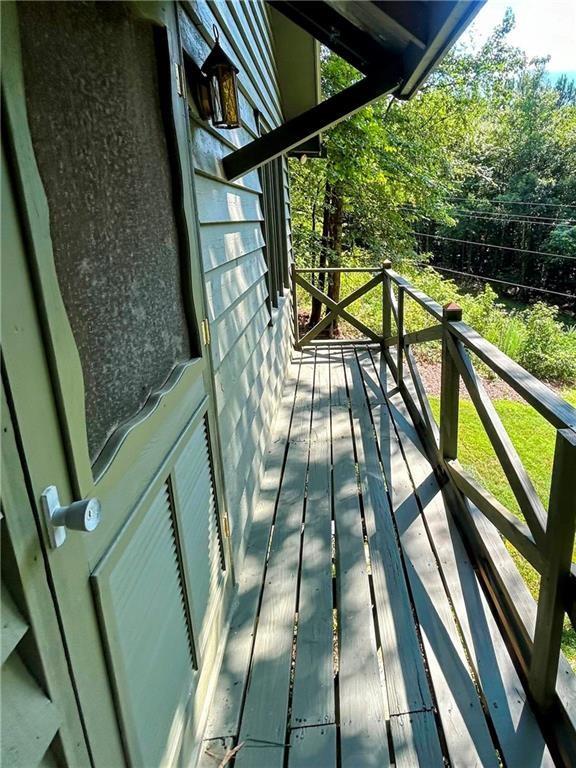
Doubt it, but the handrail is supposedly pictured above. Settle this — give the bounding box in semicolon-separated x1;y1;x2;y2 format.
295;267;383;273
380;264;576;752
385;268;576;431
386;268;444;321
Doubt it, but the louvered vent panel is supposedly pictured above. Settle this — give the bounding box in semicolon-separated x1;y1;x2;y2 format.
93;482;194;766
173;417;224;650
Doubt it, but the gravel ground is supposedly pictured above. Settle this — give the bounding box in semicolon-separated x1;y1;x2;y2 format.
414;358;564;402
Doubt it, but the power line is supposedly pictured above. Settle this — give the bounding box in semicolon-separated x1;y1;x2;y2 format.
416;263;576;299
449;197;576;210
448;208;575;226
398;206;576;227
455;209;576;224
450;207;575;222
413;232;576;261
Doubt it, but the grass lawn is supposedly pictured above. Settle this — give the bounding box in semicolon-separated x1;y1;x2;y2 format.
429;389;576;667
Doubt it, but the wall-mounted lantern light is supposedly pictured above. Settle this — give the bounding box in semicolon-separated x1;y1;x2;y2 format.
197;26;240;129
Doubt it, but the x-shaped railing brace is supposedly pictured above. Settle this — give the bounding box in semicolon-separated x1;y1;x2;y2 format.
295;271;384;346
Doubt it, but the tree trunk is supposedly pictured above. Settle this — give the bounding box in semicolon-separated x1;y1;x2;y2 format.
309;181;344;336
309;181;332;328
326;186;343;337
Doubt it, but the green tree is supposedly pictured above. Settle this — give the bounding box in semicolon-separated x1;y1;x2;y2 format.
294;47;480;333
291;10;576;333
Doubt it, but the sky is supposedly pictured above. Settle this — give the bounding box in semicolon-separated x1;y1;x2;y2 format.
461;0;576;78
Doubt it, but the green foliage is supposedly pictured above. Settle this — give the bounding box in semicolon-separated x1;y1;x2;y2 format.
427;14;576;298
541;225;576;256
292;9;575;342
323;253;576;383
517;302;576;381
398;260;576;383
290;42;479;266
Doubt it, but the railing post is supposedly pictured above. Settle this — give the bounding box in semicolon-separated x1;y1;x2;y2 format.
396;286;405;385
382;260;392;344
291;262;300;350
439;302;462;461
530;428;576;709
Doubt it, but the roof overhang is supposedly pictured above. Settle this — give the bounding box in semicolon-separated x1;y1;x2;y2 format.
268;6;321;121
223;0;485;181
268;5;322;157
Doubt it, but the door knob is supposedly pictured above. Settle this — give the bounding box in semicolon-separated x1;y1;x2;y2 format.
41;485;101;549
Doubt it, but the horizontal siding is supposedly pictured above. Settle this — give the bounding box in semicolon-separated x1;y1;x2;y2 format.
205;251;267;321
182;1;293;572
1;586;27;665
214;306;271;412
1;652;61;768
210;278;268;368
232;349;290;564
190;126;261;190
223;311;290;477
0;552;61;768
231;0;279;86
200;221;265;271
209;1;283;120
217;300;291;452
195;176;263;224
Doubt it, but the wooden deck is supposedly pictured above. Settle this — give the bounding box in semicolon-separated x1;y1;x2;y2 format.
199;346;554;768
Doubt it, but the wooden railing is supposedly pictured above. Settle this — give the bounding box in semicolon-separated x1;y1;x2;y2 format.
384;267;576;761
291;261;576;759
291;264;390;348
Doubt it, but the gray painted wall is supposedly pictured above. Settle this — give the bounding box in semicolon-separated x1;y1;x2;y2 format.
179;0;293;569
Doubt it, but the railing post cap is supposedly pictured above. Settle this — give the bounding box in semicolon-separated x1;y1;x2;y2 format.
382;259;392;268
443;302;462;321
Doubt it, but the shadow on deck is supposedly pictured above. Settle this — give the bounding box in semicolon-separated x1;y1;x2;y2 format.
199;346;556;767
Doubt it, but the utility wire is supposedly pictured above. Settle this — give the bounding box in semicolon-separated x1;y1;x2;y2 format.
398;206;576;227
449;197;576;210
448;209;576;226
413;232;576;261
416;263;576;299
448;215;570;227
449;207;575;222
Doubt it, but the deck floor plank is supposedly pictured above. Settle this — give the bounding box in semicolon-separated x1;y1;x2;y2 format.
200;357;302;762
200;344;555;768
365;353;499;767
343;349;434;718
372;349;555;767
291;349;336;728
390;711;444;768
331;348;391;767
235;352;314;768
289;724;337;768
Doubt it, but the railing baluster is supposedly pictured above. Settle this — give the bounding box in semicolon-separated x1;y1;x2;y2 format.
396;286;404;385
291;262;300;350
439;303;462;461
382;260;392;344
530;428;576;709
